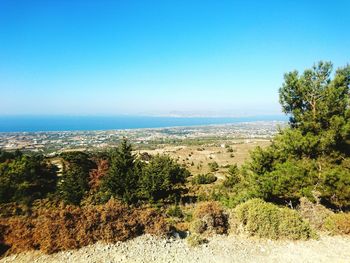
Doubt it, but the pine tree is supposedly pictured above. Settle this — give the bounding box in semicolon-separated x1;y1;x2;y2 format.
100;138;139;204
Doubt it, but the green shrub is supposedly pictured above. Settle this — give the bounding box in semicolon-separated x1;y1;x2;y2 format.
208;162;219;172
324;213;350;235
186;233;207;247
190;219;206;234
192;174;217;185
167;205;184;218
233;199;317;240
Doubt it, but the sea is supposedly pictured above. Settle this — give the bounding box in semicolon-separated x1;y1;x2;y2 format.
0;115;288;133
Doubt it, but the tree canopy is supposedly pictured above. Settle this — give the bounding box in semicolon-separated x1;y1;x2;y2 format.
247;61;350;208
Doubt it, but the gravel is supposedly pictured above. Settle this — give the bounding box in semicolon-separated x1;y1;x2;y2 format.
1;234;350;263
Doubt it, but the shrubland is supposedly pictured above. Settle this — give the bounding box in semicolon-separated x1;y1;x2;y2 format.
0;61;350;255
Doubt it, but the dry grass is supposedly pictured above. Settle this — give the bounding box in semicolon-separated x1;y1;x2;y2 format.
139;140;270;177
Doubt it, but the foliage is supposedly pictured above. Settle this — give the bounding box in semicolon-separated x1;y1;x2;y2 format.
58;152;95;205
247;62;350;209
223;164;240;188
99;138;141;204
233;199;317;240
192;173;217;185
324;213;350;235
0;199;169;255
191;201;228;235
298;197;333;230
208;161;219;172
186;233;207;247
0;153;57;204
140;154;189;202
166;205;184;218
89;158;109;190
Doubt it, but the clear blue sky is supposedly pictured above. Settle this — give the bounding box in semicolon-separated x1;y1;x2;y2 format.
0;0;349;116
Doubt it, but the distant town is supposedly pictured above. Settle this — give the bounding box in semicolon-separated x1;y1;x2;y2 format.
0;121;285;154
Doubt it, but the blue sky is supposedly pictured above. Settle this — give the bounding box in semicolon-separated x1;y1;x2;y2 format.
0;0;349;116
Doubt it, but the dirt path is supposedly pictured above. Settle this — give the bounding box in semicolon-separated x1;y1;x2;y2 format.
2;234;350;263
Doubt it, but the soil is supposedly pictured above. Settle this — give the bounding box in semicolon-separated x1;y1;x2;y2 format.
2;234;349;263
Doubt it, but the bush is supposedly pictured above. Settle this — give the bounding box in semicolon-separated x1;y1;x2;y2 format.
208;162;219;172
192;174;217;185
0;199;169;255
191;202;228;235
167;205;183;218
232;199;317;240
298;197;333;230
324;213;350;235
186;233;207;247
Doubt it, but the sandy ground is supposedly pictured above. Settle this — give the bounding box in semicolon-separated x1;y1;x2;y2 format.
2;234;350;263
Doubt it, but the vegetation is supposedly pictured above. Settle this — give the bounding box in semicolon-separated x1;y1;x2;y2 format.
186;233;207;247
0;199;168;254
140;154;189;202
232;199;317;240
0;151;57;204
208;162;219;172
216;62;350;210
247;62;350;208
1;61;350;255
192;173;217;185
59;152;95;205
190;202;228;235
324;213;350;235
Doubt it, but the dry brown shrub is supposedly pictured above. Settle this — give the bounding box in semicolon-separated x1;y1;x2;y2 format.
191;201;228;235
89;159;109;190
0;199;169;255
298;197;333;230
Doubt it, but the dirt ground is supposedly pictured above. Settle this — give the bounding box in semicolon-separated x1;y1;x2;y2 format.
2;234;349;263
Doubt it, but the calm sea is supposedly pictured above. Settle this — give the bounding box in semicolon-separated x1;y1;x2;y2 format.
0;115;287;132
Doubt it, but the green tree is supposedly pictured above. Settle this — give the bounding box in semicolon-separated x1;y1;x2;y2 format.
279;61;350;155
58;152;94;205
100;138;140;204
247;62;350;208
223;164;241;188
140;154;189;202
0;152;57;204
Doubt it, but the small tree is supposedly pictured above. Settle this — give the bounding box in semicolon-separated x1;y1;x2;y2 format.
223;164;241;188
140;154;189;202
0;152;57;204
100;138;140;204
58;152;94;205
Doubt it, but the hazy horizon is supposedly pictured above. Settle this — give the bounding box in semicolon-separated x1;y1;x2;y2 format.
1;1;349;116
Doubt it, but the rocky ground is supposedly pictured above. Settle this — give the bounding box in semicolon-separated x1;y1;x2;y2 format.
2;234;350;263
